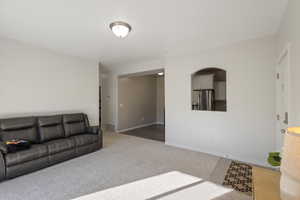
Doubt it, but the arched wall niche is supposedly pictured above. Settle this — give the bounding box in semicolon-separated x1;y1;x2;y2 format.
191;67;227;112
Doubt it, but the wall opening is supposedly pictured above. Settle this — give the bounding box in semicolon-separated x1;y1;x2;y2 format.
191;68;227;112
116;69;165;142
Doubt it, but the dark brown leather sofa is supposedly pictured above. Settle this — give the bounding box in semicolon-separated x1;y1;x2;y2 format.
0;113;102;181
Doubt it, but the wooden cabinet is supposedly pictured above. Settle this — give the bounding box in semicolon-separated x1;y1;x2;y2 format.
252;166;281;200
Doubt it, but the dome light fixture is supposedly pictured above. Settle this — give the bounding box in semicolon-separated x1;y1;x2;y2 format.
158;72;164;76
109;21;132;38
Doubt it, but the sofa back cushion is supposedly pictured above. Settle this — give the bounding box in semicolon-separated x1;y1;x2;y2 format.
63;114;87;137
0;117;38;143
38;115;65;142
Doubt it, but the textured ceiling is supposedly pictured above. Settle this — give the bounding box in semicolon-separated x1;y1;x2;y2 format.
0;0;288;67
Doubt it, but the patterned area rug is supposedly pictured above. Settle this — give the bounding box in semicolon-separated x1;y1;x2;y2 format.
222;161;253;196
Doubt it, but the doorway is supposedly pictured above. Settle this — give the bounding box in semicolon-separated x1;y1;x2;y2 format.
276;45;290;151
99;86;102;127
117;69;165;142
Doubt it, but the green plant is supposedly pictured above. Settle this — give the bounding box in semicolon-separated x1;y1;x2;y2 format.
268;152;281;167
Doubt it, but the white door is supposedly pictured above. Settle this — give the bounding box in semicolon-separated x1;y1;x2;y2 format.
276;51;289;151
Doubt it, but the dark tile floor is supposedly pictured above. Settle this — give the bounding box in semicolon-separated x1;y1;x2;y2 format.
121;124;165;142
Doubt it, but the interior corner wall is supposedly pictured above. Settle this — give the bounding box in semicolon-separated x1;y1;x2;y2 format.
0;37;99;125
277;0;300;126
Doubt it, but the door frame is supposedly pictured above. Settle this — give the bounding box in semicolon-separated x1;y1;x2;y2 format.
277;43;291;119
276;43;291;151
115;68;165;132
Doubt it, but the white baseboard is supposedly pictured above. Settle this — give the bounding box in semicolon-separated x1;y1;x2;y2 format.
117;122;157;133
165;141;269;168
102;124;115;132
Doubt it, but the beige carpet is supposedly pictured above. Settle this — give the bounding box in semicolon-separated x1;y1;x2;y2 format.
0;131;251;200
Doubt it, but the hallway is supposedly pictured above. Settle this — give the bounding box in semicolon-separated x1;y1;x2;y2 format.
120;125;165;142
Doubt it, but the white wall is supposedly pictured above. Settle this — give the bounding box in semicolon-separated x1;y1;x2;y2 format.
118;75;157;131
165;37;276;166
107;36;277;166
0;38;99;125
277;0;300;126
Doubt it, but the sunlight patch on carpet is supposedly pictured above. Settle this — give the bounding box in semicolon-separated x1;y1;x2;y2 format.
73;171;233;200
155;181;233;200
73;171;200;200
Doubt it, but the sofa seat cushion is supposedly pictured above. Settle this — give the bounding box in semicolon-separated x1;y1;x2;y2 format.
45;138;75;154
5;144;48;167
71;134;99;147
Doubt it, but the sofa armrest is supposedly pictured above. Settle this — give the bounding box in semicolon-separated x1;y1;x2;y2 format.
87;126;103;148
0;151;5;181
87;126;101;135
0;141;8;154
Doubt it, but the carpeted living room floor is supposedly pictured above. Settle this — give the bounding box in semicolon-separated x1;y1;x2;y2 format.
0;132;251;200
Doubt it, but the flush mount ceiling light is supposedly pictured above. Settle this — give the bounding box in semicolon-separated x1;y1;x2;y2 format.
109;21;132;38
158;72;164;76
